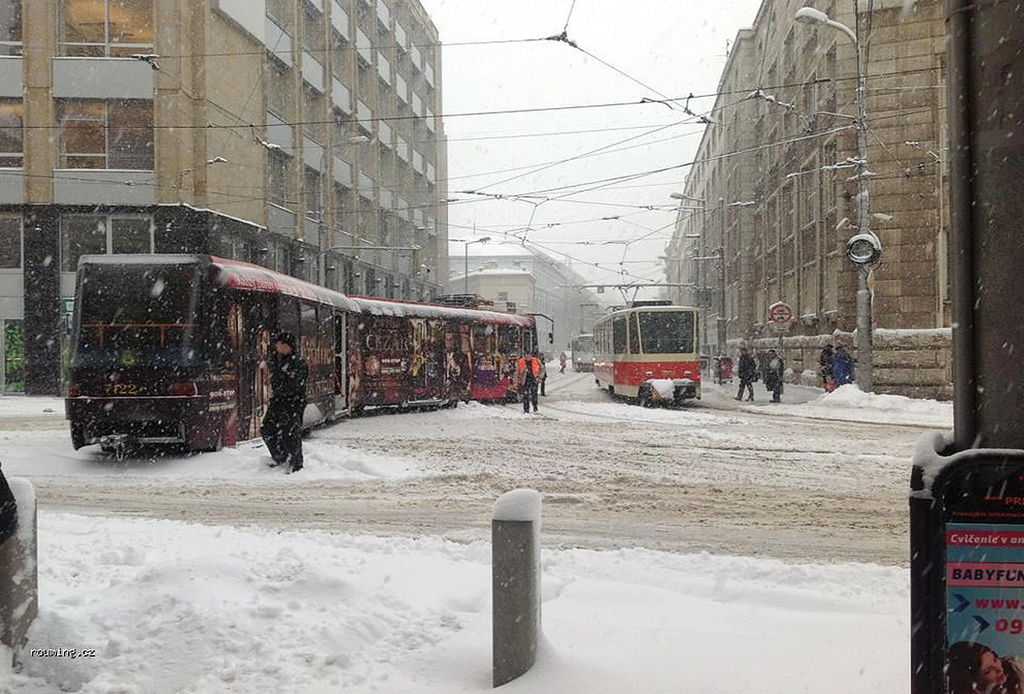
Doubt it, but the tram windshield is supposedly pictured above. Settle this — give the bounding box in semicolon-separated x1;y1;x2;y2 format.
638;311;695;354
571;335;593;353
73;262;201;368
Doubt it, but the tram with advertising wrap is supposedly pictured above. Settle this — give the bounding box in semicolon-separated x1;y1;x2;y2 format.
592;303;701;405
65;255;539;453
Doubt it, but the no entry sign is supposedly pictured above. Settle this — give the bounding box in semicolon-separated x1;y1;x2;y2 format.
768;301;793;324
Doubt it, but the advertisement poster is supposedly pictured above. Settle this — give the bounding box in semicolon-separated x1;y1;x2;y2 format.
408;318;444;399
360;315;412;404
944;466;1024;693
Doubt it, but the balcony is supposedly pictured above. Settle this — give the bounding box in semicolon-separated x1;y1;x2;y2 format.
302;52;324;93
378;121;393;147
332;78;351;113
356;99;373;132
355;28;372;65
376;0;391;28
265;18;292;66
331;1;349;39
394;74;408;104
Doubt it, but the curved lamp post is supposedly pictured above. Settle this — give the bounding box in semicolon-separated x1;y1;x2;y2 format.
452;237;491;293
795;7;881;391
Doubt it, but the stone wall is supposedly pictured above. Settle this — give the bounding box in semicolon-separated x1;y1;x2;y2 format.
739;327;952;399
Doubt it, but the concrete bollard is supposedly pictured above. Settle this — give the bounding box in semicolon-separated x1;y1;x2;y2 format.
492;489;542;688
0;478;38;668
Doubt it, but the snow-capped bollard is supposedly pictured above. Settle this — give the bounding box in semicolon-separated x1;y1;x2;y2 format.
492;489;542;688
0;477;38;668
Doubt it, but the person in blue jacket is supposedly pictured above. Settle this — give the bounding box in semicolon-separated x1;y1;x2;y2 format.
832;344;856;386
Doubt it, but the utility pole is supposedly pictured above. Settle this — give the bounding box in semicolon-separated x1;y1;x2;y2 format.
795;6;881;391
716;197;727;355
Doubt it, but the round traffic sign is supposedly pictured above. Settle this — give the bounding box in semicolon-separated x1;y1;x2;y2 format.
768;301;793;324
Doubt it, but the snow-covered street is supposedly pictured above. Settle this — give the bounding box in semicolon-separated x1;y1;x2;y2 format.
1;371;950;692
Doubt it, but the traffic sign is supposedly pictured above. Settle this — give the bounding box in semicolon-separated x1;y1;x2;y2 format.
768;301;793;324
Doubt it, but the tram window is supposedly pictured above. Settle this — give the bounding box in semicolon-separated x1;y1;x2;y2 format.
498;325;519;355
638;311;696;354
74;262;200;366
629;313;640;354
472;323;496;352
612;317;627;354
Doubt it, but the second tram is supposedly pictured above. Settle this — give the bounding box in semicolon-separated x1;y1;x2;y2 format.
592;304;701;405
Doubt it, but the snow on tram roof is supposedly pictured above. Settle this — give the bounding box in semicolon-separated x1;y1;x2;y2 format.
348;296;534;325
211;256;359;310
77;254;532;324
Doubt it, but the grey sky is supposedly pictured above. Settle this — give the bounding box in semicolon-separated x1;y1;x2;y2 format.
420;0;764;297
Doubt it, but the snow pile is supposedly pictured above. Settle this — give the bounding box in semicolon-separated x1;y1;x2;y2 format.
4;513;909;693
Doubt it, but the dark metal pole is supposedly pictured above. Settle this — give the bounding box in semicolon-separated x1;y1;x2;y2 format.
717;197;727;353
949;0;1024;448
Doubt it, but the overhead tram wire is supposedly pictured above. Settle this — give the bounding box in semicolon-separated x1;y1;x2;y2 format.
190;120;941;213
165;114;942;211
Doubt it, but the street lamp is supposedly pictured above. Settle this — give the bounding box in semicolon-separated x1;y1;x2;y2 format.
452;236;491;293
795;6;881;391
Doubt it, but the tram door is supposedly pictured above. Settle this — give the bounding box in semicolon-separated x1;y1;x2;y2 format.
237;294;275;441
333;312;348;413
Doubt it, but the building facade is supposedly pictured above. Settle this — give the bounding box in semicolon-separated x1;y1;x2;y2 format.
449;243;604;350
665;0;949;384
0;0;448;394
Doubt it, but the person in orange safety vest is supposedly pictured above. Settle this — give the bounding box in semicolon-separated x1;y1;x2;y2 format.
514;352;542;413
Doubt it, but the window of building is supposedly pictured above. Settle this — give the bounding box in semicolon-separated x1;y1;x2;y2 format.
267;0;288;27
303;1;324;55
0;1;20;56
304;166;322;220
268;150;289;207
267;61;291;120
333;183;348;228
0;99;22;167
60;0;153;57
303;87;323;142
0;216;20;268
57;99;153;170
61;214;153;271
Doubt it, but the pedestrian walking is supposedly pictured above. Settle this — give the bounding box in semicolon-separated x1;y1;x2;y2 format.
819;343;835;391
762;349;785;403
832;344;856;386
538;352;548;396
558;352;567;374
515;351;542;413
735;347;758;401
262;332;308;472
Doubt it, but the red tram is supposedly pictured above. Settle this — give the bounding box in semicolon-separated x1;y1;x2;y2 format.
592;303;701;405
65;255;538;453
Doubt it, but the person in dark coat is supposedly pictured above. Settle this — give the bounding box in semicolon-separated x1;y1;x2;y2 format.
832;344;856;386
262;332;308;472
762;349;785;403
735;347;758;401
819;343;835;390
